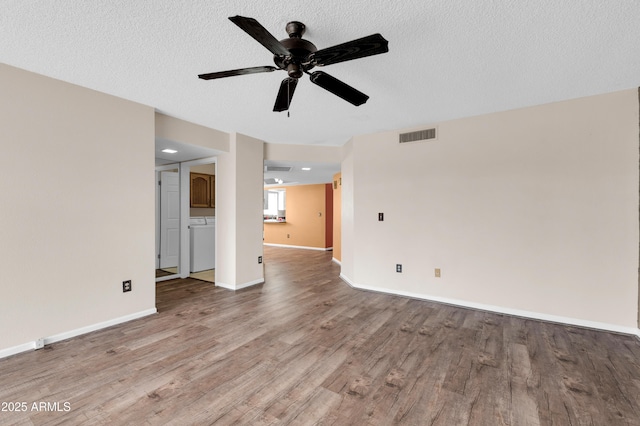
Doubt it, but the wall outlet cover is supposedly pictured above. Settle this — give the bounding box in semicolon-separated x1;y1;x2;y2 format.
123;280;132;292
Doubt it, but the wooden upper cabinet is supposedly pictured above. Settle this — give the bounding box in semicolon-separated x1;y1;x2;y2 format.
190;172;215;208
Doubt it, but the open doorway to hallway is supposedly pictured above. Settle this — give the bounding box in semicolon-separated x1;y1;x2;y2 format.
156;142;220;285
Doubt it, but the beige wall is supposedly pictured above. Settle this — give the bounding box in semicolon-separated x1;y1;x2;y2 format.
155;113;229;152
216;133;265;290
342;89;640;332
263;184;332;249
341;140;356;280
264;143;342;163
190;163;215;174
0;64;156;354
332;173;342;262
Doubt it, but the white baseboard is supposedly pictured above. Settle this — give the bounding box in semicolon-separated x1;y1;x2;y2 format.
156;274;180;282
339;273;640;337
0;342;35;360
0;308;158;360
339;273;356;287
216;278;265;291
264;243;332;251
332;258;342;265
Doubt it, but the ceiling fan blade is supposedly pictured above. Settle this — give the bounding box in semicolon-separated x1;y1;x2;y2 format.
198;66;278;80
311;33;389;67
309;71;369;106
228;16;291;57
273;78;298;112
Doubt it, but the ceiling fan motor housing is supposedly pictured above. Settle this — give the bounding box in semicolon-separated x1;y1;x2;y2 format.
274;21;317;78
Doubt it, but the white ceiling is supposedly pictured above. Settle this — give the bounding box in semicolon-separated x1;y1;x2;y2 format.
155;138;225;165
3;1;640;152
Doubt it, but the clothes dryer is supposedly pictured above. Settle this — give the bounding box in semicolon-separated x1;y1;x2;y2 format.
189;217;215;272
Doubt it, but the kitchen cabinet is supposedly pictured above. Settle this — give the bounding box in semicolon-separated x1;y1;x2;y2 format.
190;172;215;208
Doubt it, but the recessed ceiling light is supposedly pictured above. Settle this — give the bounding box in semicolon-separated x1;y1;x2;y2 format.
301;167;311;171
162;149;178;154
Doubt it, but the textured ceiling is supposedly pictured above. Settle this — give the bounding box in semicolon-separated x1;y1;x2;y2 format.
2;1;640;147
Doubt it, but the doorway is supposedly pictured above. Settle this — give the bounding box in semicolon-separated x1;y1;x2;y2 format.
181;157;217;283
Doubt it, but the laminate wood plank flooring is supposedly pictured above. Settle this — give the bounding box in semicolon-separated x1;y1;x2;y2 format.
2;246;640;425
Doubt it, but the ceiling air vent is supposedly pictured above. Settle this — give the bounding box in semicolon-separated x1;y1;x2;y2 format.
265;166;293;172
399;127;437;143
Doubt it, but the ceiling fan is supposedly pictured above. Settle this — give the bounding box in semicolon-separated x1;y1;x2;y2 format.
198;16;389;112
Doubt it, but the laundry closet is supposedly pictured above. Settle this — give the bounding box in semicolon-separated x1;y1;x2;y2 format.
189;163;216;280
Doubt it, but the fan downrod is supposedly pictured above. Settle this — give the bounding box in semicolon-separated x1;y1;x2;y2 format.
275;21;317;78
285;21;305;38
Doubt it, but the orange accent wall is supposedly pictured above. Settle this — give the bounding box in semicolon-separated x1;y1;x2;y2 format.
263;184;333;249
332;173;341;261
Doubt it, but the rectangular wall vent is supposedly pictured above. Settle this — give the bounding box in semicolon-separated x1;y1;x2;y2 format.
399;128;437;143
265;166;292;172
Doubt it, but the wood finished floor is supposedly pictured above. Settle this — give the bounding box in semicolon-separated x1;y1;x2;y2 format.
2;246;640;425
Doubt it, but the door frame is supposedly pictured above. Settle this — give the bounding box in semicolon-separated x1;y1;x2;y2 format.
156;163;181;282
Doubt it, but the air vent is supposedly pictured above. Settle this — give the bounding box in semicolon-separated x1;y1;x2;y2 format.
265;166;293;172
399;128;437;143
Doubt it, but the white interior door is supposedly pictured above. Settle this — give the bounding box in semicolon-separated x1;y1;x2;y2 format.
160;171;180;268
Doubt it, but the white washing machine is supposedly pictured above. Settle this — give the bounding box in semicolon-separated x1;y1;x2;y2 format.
189;217;215;272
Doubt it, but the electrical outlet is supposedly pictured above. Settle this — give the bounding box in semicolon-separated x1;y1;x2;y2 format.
35;338;45;350
378;212;384;221
122;280;132;292
396;264;402;273
258;256;263;264
287;234;290;238
435;268;441;278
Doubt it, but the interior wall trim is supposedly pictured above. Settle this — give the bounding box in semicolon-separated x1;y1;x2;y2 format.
263;243;333;251
0;342;34;360
339;273;640;339
0;308;158;360
216;278;265;291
